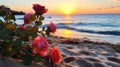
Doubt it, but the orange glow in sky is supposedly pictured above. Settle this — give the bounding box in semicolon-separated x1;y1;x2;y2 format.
60;4;75;15
0;0;120;14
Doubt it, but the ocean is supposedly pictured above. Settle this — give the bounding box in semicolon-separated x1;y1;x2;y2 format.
44;14;120;44
1;14;120;44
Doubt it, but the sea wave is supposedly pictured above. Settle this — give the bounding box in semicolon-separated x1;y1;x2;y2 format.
56;23;120;36
57;22;119;27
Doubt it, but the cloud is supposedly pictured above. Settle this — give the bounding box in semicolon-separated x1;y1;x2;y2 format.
97;5;120;10
109;0;120;2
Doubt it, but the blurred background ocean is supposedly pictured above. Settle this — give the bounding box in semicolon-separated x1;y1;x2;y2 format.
1;14;120;44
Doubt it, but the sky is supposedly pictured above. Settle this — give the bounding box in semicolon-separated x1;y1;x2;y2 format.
0;0;120;14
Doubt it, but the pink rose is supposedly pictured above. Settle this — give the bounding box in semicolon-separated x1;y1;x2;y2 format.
48;46;62;65
24;13;33;24
33;4;48;15
48;22;57;33
19;24;27;30
32;36;49;57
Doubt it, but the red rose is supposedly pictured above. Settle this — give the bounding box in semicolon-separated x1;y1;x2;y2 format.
24;13;33;24
32;36;49;57
33;4;48;15
48;22;57;33
48;46;62;65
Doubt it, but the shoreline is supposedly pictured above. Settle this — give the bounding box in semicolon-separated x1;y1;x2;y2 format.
54;29;120;44
53;35;120;46
48;36;120;52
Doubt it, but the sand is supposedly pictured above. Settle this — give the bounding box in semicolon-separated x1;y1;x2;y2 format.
0;36;120;67
47;36;120;67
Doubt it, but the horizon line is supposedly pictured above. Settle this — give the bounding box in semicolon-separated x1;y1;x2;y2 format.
45;13;120;15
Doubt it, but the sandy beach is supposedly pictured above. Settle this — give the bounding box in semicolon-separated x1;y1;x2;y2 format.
1;36;120;67
47;36;120;67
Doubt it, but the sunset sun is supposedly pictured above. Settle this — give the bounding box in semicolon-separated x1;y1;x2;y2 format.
64;8;72;15
60;5;75;15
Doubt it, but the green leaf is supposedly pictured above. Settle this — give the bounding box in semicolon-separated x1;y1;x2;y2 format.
26;26;33;31
24;46;32;55
39;16;44;20
46;27;50;36
5;28;12;34
13;39;22;46
0;19;3;23
5;13;16;21
33;54;41;62
5;37;13;44
12;46;20;53
8;21;14;24
6;22;17;30
23;55;33;65
35;21;42;26
0;9;7;16
0;31;6;39
0;29;13;42
0;46;11;57
33;26;38;32
22;47;33;65
0;20;6;29
14;29;22;36
30;14;36;21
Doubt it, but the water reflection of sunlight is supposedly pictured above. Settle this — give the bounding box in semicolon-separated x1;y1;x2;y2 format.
65;15;72;24
62;29;72;37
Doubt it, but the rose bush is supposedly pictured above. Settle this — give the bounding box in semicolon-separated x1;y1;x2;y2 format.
0;4;62;66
